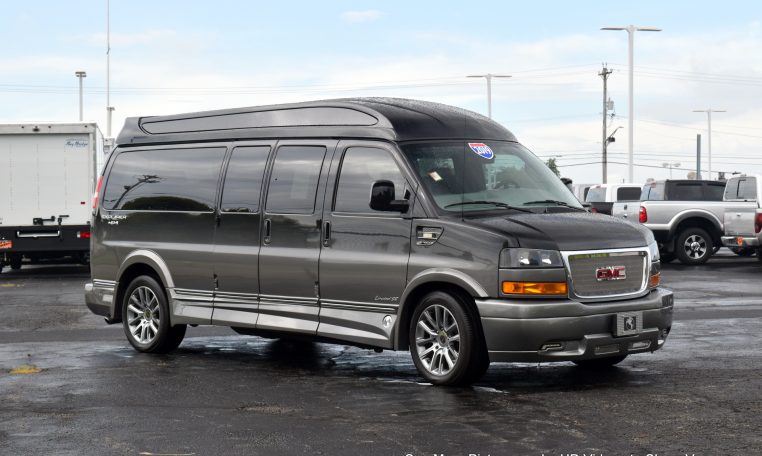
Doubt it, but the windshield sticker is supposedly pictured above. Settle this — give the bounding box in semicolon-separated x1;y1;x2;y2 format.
428;171;443;182
468;143;494;159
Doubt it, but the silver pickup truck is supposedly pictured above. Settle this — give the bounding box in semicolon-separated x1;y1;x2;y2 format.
612;179;729;265
721;174;762;261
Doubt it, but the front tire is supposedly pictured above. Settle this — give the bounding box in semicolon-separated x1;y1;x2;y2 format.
409;291;488;386
122;275;186;353
675;228;714;265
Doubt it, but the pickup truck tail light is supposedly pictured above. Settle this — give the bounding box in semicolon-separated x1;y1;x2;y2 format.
639;206;648;223
755;212;762;234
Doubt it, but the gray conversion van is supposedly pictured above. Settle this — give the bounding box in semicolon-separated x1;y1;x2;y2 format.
85;98;673;386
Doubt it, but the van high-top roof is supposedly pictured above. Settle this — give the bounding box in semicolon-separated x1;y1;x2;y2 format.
115;98;517;146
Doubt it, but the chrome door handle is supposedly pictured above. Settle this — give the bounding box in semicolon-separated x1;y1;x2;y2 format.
263;218;272;245
322;220;331;247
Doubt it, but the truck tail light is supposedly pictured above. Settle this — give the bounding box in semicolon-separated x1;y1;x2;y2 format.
590;207;598;214
755;212;762;234
639;206;648;223
77;231;91;239
92;175;103;209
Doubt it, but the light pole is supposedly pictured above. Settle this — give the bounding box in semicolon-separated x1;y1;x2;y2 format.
467;73;511;118
662;162;680;178
693;109;725;180
601;25;661;182
75;71;87;121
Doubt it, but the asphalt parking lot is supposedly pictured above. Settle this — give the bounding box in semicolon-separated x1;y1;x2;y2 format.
1;251;761;455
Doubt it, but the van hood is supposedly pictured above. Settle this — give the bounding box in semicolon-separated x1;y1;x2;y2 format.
465;211;654;251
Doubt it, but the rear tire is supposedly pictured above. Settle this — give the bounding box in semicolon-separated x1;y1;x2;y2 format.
9;255;22;270
573;355;627;369
757;249;762;263
675;228;714;265
730;247;755;257
409;291;489;386
121;275;186;354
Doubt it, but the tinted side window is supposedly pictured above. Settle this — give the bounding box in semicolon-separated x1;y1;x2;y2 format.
724;178;740;200
334;147;407;213
265;146;326;214
616;187;641;201
103;147;225;211
220;146;270;213
703;183;726;201
585;187;605;202
738;177;757;200
670;183;704;201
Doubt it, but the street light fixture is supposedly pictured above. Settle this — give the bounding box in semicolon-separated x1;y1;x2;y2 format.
74;70;87;121
601;25;662;182
693;109;726;180
467;73;511;119
602;126;623;184
662;161;680;178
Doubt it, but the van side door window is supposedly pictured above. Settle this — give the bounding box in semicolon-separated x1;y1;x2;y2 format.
211;145;271;328
258;143;333;334
317;145;414;347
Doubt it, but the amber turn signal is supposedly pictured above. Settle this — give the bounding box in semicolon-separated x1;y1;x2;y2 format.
649;272;661;288
502;281;568;295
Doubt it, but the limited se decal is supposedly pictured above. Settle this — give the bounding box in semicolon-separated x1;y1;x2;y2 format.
468;142;494;159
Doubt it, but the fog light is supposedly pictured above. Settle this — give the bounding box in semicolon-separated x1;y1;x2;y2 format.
594;344;620;355
629;340;651;351
501;281;568;295
540;342;564;351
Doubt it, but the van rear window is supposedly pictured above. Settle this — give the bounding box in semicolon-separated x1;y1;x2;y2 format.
103;147;225;211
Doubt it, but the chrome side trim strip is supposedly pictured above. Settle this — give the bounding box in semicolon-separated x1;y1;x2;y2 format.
320;299;399;313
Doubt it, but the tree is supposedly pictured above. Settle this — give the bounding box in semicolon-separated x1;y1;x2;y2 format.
545;158;560;177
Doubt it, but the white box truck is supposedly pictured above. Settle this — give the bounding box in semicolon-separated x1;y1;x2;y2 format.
0;123;104;272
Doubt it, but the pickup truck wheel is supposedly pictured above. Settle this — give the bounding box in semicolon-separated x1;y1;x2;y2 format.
122;275;186;354
573;355;627;369
757;249;762;263
409;291;488;386
675;228;713;265
9;255;22;270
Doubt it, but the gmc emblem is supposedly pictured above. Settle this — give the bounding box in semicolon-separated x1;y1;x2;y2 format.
596;265;626;281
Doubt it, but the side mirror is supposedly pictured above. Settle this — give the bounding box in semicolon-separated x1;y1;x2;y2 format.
370;180;409;212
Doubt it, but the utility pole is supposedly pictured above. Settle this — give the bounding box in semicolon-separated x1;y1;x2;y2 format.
696;134;702;179
467;73;511;118
75;71;87;121
693;109;725;180
106;0;114;141
601;25;662;182
599;65;613;183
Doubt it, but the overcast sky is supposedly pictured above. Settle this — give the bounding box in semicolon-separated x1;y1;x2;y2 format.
2;0;761;184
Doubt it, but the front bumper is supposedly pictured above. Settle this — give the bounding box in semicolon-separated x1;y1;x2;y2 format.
721;235;760;248
476;288;673;363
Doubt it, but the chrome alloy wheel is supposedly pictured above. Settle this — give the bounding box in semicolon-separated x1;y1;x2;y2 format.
415;304;460;376
126;286;161;345
683;234;707;259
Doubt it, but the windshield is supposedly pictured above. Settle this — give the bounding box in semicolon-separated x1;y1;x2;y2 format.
401;141;582;212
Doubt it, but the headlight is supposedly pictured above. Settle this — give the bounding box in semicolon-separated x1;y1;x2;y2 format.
500;248;564;268
647;241;660;262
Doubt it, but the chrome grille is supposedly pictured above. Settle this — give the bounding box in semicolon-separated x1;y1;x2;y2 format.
566;250;647;299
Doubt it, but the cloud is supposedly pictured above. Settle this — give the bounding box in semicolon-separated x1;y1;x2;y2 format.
340;10;384;23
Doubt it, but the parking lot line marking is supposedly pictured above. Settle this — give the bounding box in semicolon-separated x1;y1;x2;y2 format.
9;364;42;374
